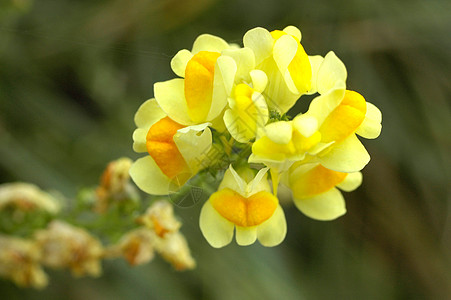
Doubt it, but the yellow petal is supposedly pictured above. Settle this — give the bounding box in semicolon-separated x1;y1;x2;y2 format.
356;102;382;139
170;49;193;77
192;34;229;54
235;226;257;246
199;200;234;248
184;51;221;123
336;172;362;192
129;156;173;195
319;134;370;172
283;25;302;41
319;90;367;143
154;79;191;125
265;121;293;144
293;114;318;138
173;124;212;172
307;55;325;95
134;98;166;129
218;165;247;196
132;128;148;153
294;188;346;221
317;51;347;94
249;69;268;93
256;205;287;247
243;27;274;65
222;47;255;83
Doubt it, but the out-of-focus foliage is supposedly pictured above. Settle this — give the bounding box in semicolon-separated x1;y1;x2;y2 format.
1;0;450;299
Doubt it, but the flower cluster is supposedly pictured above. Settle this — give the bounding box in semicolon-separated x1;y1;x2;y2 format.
0;159;195;288
130;26;382;248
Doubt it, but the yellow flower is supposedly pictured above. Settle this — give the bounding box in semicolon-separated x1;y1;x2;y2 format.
223;70;269;142
154;34;237;125
199;165;286;248
243;26;312;113
249;114;322;171
305;52;382;172
130;99;212;195
287;162;362;220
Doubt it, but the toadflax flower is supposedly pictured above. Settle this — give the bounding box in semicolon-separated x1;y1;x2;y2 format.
304;52;382;172
286;162;362;220
200;165;286;248
223;71;269;143
155;34;237;125
130;98;212;195
243;26;312;113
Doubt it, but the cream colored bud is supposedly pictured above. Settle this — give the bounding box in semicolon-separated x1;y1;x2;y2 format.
0;235;48;289
0;182;60;214
34;220;104;277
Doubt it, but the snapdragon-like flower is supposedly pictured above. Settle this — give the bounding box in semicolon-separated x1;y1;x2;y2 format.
243;26;311;113
305;52;382;172
223;71;268;143
155;34;237;125
199;165;286;248
249;114;322;171
130;98;212;195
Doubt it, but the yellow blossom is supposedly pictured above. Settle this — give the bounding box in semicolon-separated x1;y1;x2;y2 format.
223;71;269;142
129;98;212;195
305;52;382;172
243;25;312;113
199;165;286;248
249;114;322;171
154;34;237;125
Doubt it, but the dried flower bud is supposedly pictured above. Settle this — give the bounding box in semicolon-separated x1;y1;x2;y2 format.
34;220;104;277
0;182;60;214
154;231;196;271
95;157;135;213
0;235;48;289
137;200;181;237
107;228;156;266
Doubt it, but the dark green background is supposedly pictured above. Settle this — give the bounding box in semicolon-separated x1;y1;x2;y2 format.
1;0;450;299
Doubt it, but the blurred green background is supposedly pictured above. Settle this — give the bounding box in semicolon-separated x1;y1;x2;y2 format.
1;0;451;299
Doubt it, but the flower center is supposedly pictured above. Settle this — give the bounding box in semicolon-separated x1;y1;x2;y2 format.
210;188;278;227
319;90;367;143
184;51;221;123
146;117;189;180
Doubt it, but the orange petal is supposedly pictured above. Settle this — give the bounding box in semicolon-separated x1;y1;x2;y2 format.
146;117;189;180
